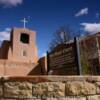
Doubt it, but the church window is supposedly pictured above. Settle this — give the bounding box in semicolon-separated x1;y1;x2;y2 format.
23;50;27;56
20;33;29;44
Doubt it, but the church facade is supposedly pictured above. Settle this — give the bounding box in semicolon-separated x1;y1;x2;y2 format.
0;28;38;76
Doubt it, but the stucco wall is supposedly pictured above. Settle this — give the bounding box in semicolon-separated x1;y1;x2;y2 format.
9;28;38;63
0;76;100;100
0;28;38;64
0;60;37;76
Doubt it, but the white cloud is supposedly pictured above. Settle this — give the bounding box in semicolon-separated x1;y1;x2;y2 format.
75;8;88;17
81;23;100;33
41;52;46;57
0;0;23;7
0;28;11;41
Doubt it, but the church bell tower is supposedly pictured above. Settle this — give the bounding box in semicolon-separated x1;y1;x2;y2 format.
8;27;38;63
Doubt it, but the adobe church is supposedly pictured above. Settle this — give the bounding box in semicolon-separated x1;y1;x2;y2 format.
0;27;38;76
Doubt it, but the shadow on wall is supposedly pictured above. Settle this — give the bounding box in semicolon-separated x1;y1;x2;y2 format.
28;57;47;75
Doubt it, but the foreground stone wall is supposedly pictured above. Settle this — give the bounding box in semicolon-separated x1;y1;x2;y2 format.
0;76;100;100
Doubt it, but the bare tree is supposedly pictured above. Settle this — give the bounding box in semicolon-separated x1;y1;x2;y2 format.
49;26;74;51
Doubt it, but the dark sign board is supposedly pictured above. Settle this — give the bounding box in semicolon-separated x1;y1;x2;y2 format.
47;38;81;75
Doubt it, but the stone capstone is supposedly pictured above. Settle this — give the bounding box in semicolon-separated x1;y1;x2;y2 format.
87;95;100;100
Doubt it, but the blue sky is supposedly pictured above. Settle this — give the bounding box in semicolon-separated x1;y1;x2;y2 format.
0;0;100;57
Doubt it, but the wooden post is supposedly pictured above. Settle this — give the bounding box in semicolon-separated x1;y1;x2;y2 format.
47;51;50;74
74;37;82;75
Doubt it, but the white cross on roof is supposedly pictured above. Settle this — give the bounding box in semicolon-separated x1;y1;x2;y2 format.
21;18;28;28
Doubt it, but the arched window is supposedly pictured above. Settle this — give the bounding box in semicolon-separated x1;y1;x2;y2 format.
23;50;27;57
20;33;29;44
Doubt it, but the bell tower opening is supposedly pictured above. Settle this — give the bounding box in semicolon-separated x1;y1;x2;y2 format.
20;33;29;44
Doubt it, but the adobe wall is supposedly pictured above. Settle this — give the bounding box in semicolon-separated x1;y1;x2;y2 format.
0;60;37;76
28;56;47;75
0;41;10;59
10;28;38;63
0;76;100;100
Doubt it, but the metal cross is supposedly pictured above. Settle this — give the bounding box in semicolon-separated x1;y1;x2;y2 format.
21;18;28;28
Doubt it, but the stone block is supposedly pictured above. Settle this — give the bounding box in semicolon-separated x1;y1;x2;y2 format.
32;82;65;97
4;82;32;98
95;82;100;94
65;81;96;96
